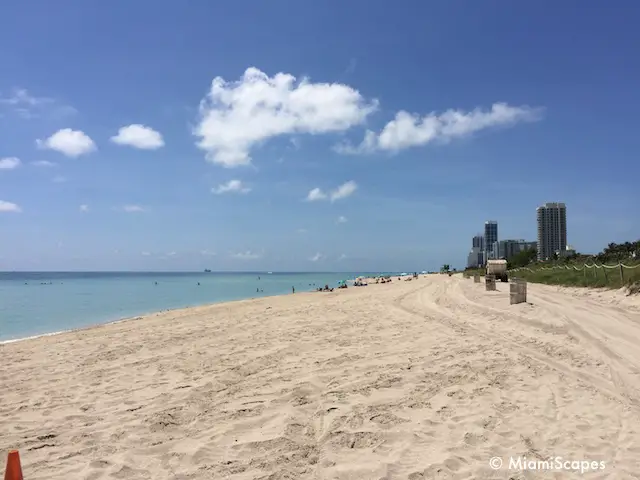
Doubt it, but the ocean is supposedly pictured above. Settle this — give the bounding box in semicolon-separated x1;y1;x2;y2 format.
0;271;373;342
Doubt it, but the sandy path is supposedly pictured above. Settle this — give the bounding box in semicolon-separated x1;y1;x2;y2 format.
2;275;640;479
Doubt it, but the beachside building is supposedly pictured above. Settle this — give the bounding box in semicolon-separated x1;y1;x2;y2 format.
467;248;485;268
472;234;485;250
494;239;538;260
467;234;486;268
484;221;498;260
537;202;567;261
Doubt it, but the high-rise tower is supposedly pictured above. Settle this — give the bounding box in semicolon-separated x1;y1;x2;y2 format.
536;203;567;261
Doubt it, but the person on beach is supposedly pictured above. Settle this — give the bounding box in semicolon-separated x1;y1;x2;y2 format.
292;286;295;294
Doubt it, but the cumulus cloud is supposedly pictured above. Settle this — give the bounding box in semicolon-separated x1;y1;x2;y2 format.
338;253;347;261
79;204;89;212
306;181;358;202
309;252;323;262
337;215;348;224
335;102;543;154
122;205;145;213
231;250;262;260
0;200;21;212
200;249;216;256
31;160;57;167
193;67;378;167
110;124;165;150
0;157;21;170
141;251;152;256
212;179;251;194
52;175;67;183
37;128;96;157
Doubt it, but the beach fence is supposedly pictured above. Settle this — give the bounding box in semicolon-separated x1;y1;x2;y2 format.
474;274;481;283
510;278;528;305
485;274;496;291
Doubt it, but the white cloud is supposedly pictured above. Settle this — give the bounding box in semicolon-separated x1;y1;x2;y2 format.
166;251;177;257
52;175;67;183
330;181;357;201
297;228;308;234
0;157;21;170
212;179;251;194
0;200;21;212
309;252;323;262
37;128;96;157
200;249;216;256
79;204;89;212
122;205;145;213
335;102;543;154
31;160;57;167
337;215;348;224
306;181;358;202
338;253;347;261
110;124;165;150
193;67;378;167
231;250;262;260
306;188;327;201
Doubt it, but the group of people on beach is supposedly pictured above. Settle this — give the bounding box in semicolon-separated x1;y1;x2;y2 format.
316;284;334;292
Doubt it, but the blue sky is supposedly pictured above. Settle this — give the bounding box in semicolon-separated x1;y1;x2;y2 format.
1;1;639;272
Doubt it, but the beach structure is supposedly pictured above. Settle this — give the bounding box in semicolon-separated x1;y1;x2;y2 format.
510;278;528;304
485;274;496;291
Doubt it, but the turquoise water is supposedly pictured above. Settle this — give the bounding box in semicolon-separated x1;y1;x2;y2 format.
0;272;373;342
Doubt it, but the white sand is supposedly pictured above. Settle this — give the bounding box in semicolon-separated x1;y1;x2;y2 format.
2;275;640;479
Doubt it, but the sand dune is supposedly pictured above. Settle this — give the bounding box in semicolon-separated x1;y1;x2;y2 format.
2;275;640;479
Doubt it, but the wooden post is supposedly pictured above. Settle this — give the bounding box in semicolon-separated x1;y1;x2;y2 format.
620;264;624;283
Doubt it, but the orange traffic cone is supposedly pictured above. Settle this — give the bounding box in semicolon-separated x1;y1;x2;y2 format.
4;450;23;480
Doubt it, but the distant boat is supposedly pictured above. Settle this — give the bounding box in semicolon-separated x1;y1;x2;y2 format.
204;269;211;273
267;271;273;274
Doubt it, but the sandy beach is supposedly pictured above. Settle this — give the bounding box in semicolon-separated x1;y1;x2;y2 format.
2;274;640;479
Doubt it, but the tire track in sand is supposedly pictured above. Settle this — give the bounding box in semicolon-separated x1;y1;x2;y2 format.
391;277;640;412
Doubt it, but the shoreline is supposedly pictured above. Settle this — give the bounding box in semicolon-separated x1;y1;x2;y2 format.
4;274;636;346
1;272;364;345
0;288;319;346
